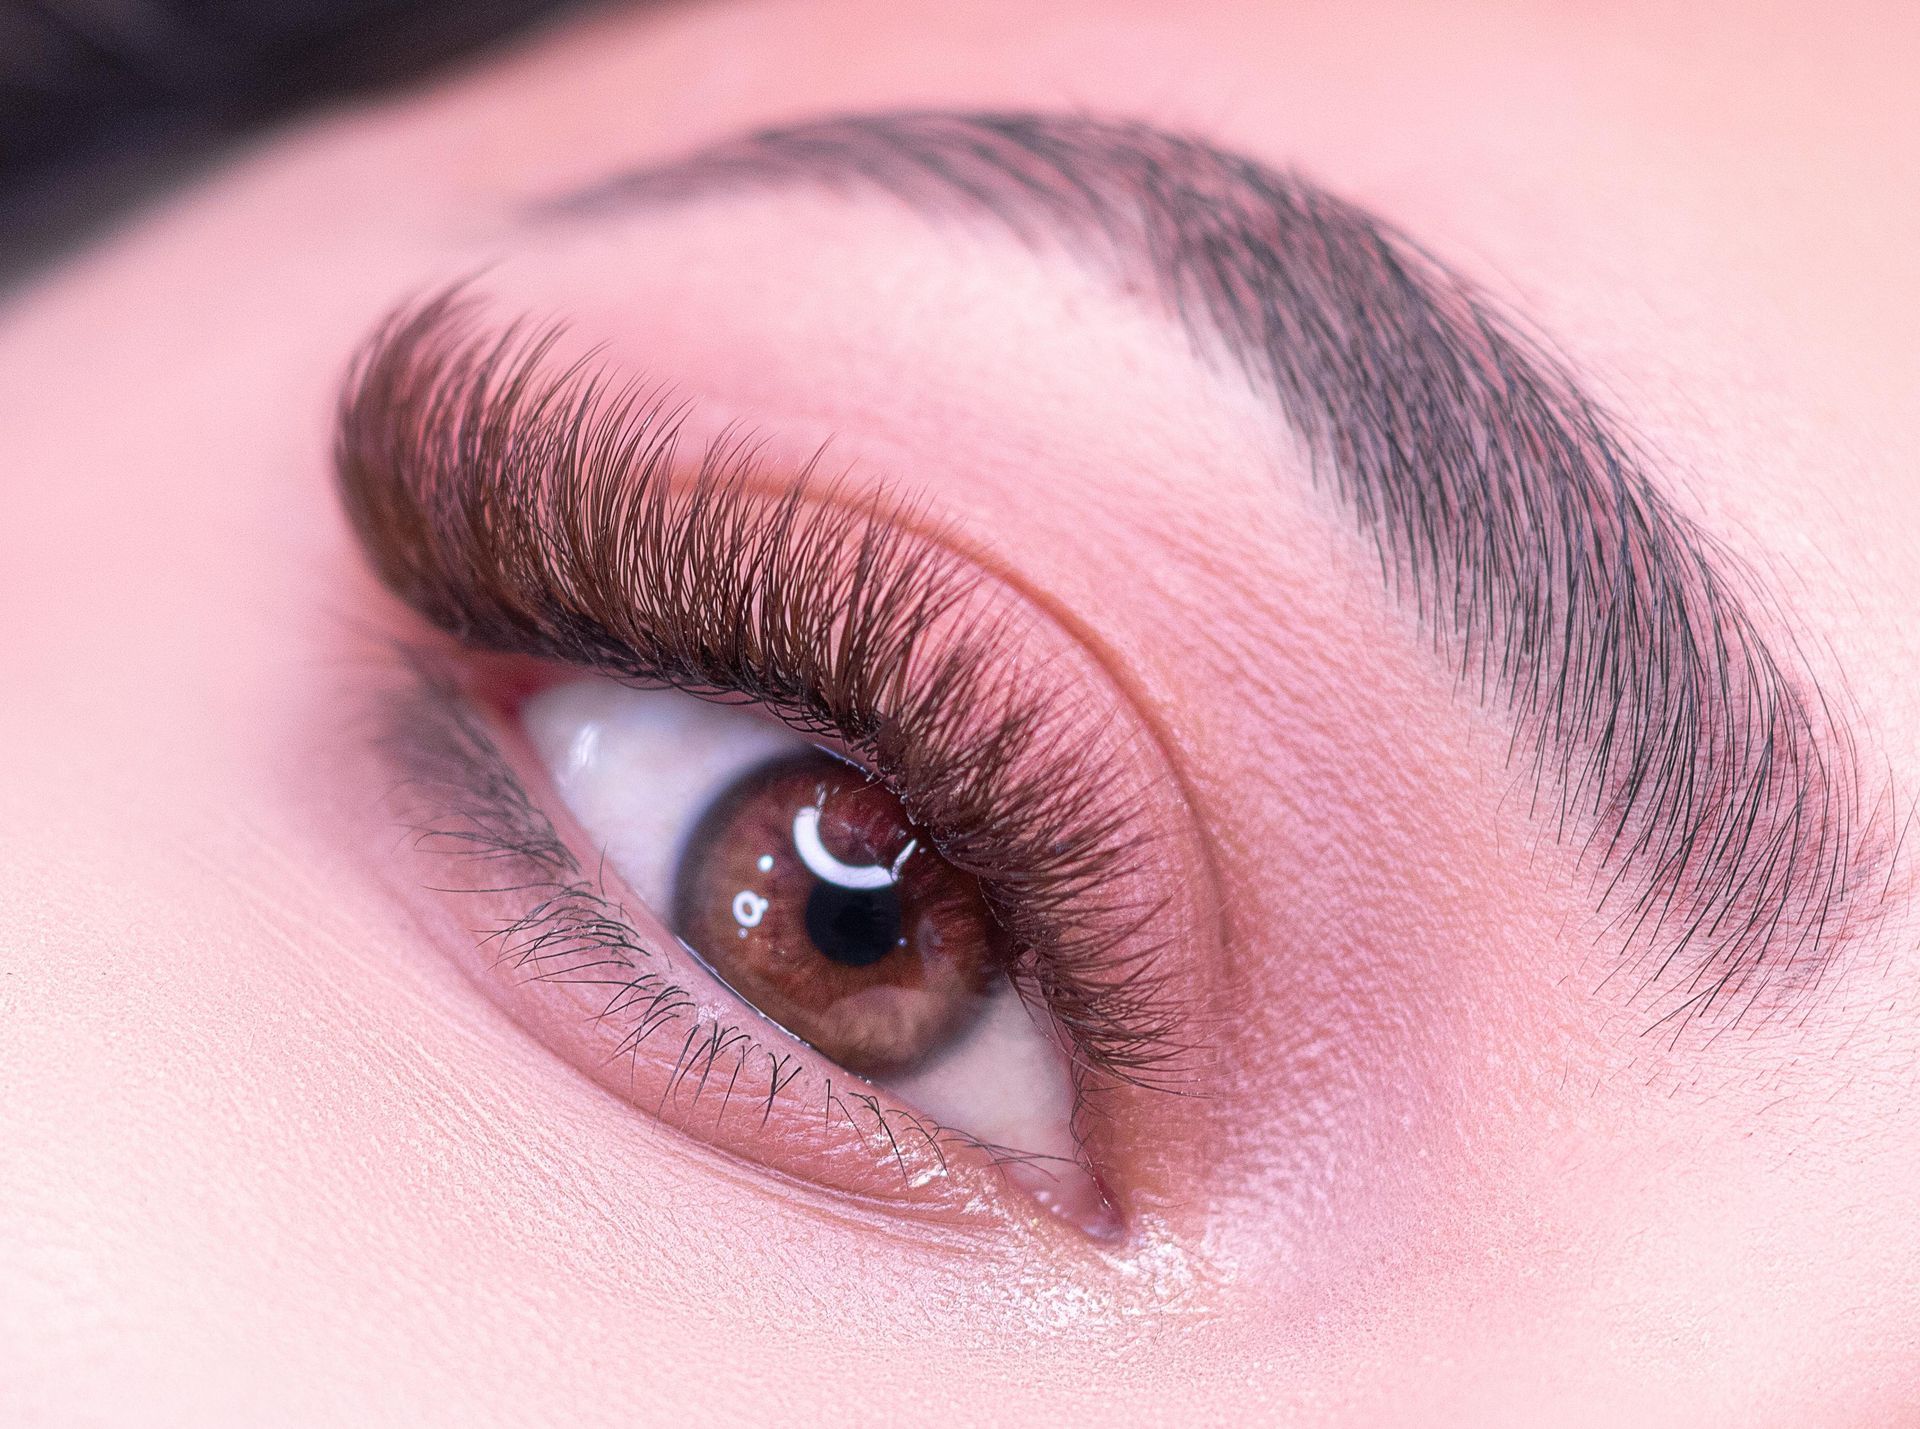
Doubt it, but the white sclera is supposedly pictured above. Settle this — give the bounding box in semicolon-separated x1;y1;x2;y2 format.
523;675;807;911
519;674;1099;1222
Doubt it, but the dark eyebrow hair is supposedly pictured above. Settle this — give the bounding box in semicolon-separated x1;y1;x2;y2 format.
542;110;1898;1040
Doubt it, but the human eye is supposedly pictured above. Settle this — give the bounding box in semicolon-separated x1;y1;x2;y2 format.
339;293;1214;1239
522;675;1086;1193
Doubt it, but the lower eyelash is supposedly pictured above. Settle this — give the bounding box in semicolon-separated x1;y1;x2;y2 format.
384;660;776;1113
380;650;1079;1184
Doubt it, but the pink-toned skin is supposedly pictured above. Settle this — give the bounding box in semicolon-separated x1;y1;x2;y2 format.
3;0;1918;1423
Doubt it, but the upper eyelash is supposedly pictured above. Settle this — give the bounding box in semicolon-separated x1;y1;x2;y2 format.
334;289;1187;1087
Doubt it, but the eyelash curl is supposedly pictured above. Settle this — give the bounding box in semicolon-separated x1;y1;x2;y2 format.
335;289;1191;1091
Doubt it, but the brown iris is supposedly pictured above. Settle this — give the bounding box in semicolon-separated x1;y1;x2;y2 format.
671;750;1003;1076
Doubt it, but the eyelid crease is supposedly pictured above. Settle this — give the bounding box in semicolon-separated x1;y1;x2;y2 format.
334;289;1201;1090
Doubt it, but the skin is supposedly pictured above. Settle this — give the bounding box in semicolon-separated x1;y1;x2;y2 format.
2;0;1917;1422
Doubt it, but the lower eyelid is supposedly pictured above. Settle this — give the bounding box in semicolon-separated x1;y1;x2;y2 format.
368;656;1076;1227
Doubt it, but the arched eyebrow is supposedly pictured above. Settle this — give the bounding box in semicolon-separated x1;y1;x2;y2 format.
542;110;1897;1040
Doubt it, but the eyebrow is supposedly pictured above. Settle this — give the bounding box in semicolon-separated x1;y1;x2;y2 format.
538;110;1896;1039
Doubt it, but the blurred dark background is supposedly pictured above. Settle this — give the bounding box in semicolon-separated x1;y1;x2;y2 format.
1;0;591;278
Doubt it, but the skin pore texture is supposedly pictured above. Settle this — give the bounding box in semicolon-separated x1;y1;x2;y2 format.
2;0;1918;1424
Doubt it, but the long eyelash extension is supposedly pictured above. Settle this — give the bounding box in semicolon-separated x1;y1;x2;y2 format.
379;654;1079;1179
339;290;1187;1088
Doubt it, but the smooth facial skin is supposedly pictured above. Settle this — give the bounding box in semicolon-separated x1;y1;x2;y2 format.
3;1;1918;1423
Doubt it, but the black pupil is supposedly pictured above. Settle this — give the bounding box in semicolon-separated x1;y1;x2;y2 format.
804;881;903;968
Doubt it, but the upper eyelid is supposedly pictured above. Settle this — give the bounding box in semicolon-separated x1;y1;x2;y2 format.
333;291;1205;1088
548;108;1899;1039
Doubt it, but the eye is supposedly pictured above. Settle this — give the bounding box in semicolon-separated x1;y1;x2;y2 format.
520;672;1088;1209
339;295;1214;1237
